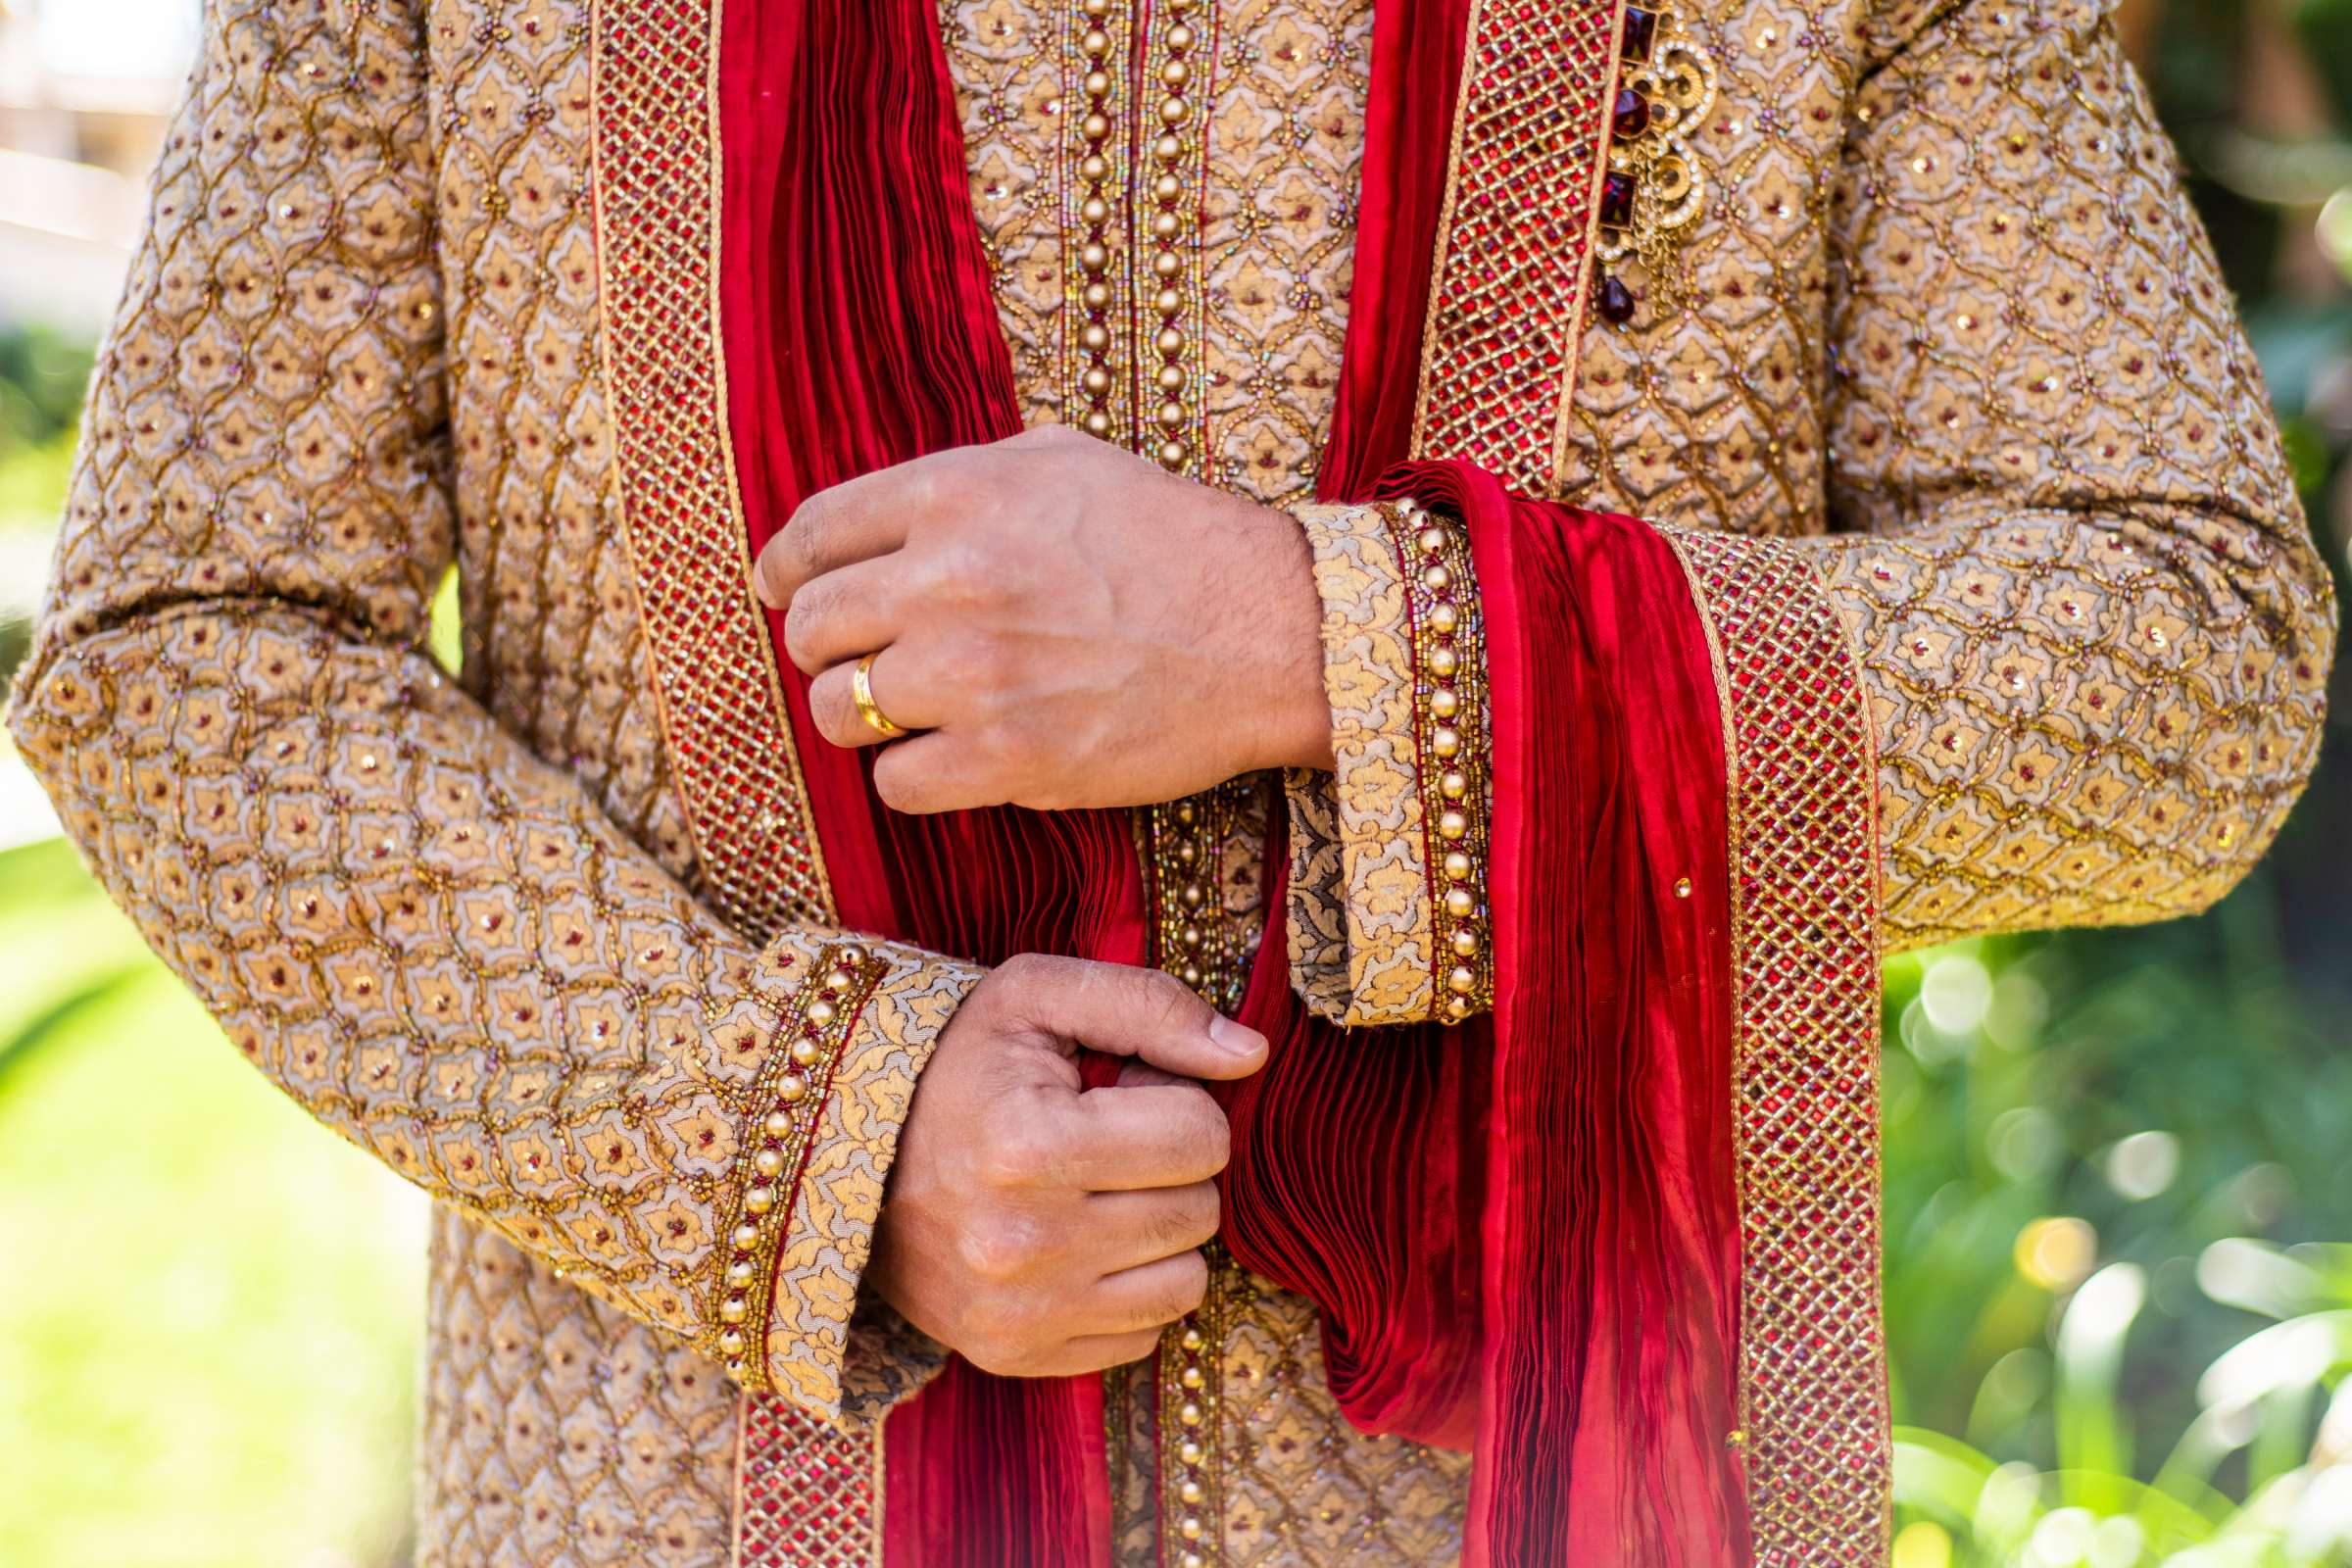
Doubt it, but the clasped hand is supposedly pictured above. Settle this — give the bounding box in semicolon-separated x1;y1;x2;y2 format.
754;423;1336;812
754;429;1336;1376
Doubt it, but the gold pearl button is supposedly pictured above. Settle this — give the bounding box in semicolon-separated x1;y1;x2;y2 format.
762;1110;791;1138
1179;1440;1204;1464
790;1037;818;1066
1430;602;1460;634
719;1330;746;1356
806;999;836;1027
754;1149;784;1178
1441;769;1468;800
1445;887;1476;918
1444;851;1473;881
1430;687;1459;719
1418;524;1448;553
1438;808;1469;841
1428;645;1459;677
779;1072;808;1102
721;1296;747;1323
745;1185;774;1214
1452;928;1481;958
1423;563;1452;593
1450;965;1477;994
1432;725;1461;759
732;1224;760;1251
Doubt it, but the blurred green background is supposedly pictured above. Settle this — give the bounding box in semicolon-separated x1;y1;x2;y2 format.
2;0;2349;1565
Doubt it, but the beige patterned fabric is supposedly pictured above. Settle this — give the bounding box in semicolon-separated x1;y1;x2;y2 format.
6;0;2335;1563
1282;502;1442;1025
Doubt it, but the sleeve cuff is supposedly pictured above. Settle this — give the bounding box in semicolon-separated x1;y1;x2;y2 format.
720;933;981;1421
1283;500;1494;1028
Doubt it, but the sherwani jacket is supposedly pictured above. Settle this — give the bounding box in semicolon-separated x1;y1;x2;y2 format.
8;0;2333;1562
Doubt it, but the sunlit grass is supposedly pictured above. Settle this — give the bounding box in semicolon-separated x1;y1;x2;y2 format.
0;840;427;1568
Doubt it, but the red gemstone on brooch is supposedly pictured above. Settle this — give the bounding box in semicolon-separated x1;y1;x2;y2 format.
1614;87;1652;140
1596;272;1638;325
1600;172;1637;229
1623;6;1660;60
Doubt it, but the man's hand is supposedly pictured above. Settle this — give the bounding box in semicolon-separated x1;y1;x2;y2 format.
753;425;1337;814
866;954;1267;1378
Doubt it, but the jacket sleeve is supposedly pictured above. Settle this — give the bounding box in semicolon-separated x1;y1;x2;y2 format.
2;0;974;1428
1280;0;2333;1025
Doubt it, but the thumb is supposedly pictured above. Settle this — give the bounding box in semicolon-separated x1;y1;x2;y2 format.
1004;956;1269;1082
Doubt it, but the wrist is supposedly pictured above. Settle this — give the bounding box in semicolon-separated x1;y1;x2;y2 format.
1233;502;1339;773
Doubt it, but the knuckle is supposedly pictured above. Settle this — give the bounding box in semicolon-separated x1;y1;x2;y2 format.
979;1128;1052;1190
956;1212;1036;1283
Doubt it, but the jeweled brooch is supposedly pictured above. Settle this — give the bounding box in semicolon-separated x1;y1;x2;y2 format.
1595;3;1719;324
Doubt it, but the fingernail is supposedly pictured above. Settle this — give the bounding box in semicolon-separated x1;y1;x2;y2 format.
1208;1015;1266;1057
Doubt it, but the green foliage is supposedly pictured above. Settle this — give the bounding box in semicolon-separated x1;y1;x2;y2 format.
0;324;95;461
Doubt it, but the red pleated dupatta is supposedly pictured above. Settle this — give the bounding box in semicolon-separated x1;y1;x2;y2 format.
622;0;1893;1560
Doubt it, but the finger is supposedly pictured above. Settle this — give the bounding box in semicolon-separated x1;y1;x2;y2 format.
1084;1250;1211;1334
809;646;945;750
1032;1327;1164;1377
1048;1082;1230;1190
781;553;912;676
754;462;923;606
1083;1182;1221;1274
1005;957;1268;1081
1114;1059;1188;1089
869;729;1007;815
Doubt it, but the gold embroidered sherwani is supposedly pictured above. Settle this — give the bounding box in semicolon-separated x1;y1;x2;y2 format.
8;0;2332;1562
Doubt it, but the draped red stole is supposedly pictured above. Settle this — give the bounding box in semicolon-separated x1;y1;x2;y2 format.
715;2;1751;1561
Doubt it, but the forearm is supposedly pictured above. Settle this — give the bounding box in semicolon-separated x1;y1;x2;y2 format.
8;594;979;1414
1277;486;2332;1022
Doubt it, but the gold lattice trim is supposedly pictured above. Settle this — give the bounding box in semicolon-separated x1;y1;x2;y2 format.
1409;0;1628;494
589;0;831;946
1664;528;1892;1565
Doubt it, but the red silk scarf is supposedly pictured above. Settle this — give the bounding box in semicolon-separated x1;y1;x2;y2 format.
714;1;1750;1561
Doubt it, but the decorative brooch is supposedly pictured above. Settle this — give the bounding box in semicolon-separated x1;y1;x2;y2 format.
1594;4;1719;324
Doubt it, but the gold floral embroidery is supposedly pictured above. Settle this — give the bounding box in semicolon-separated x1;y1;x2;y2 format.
1286;502;1440;1024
